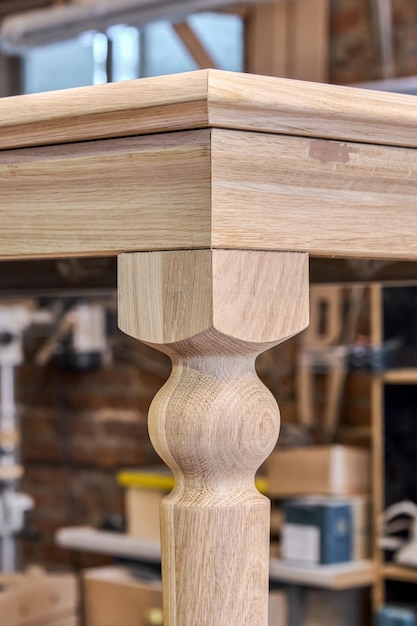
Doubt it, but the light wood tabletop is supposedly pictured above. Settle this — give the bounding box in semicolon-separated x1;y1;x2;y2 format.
1;69;417;260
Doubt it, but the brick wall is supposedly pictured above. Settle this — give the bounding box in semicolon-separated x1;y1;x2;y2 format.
15;315;371;571
17;338;169;570
329;0;417;84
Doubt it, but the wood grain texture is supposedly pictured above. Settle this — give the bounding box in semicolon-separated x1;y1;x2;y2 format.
118;249;309;626
206;70;417;148
2;69;417;150
211;128;417;259
2;124;417;260
0;71;209;150
118;249;309;344
0;131;211;259
244;2;289;77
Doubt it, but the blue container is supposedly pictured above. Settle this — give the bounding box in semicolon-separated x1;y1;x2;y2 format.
376;606;417;626
283;498;352;565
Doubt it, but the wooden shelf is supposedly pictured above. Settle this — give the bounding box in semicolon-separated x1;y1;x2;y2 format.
381;369;417;384
56;526;161;562
57;527;375;590
381;564;417;583
269;559;375;589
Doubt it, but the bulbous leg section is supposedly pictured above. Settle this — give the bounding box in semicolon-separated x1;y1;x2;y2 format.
148;331;280;626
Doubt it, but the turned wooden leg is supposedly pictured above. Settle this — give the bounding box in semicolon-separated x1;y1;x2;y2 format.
118;249;309;626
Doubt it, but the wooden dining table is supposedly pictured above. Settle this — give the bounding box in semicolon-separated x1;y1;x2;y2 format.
1;69;417;625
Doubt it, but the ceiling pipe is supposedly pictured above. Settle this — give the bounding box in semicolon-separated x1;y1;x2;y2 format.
371;0;395;79
0;0;288;54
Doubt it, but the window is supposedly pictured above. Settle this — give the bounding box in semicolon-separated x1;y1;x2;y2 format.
23;13;243;94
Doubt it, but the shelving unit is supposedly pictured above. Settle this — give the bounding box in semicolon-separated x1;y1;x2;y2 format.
371;283;417;611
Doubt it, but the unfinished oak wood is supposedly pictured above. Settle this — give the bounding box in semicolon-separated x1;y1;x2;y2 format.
2;69;417;150
211;128;417;259
118;249;309;626
3;125;417;259
0;131;211;259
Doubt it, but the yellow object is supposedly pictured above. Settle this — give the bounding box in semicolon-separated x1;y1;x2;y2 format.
117;468;267;494
145;607;164;625
118;470;174;492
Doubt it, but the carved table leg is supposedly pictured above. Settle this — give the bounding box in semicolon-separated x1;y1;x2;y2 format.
118;249;309;626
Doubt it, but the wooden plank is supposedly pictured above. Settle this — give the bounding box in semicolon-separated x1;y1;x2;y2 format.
211;129;417;259
1;259;417;295
370;284;384;611
2;70;417;150
2;125;417;260
0;131;211;259
56;526;161;562
269;559;375;589
382;369;417;383
3;126;417;260
172;22;218;69
208;70;417;148
0;572;78;626
370;284;383;346
381;564;417;584
0;71;210;150
286;0;329;82
244;2;289;77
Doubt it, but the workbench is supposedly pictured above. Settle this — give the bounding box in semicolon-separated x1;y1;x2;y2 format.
1;69;417;626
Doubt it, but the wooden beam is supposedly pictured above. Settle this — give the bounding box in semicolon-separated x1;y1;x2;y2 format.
286;0;329;82
0;131;211;259
172;22;218;70
245;0;329;82
211;128;417;259
245;1;289;76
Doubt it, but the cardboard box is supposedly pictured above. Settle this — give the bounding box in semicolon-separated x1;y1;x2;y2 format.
118;468;173;541
0;569;78;626
85;567;288;626
125;488;163;541
304;588;367;626
83;566;163;626
267;446;370;497
268;590;288;625
48;616;79;626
